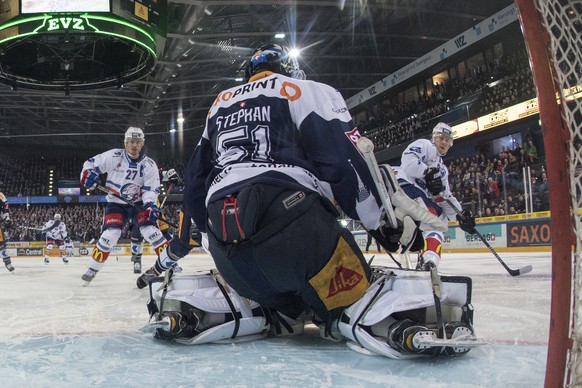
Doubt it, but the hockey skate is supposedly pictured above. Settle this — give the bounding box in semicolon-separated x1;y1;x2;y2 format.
134;261;142;274
387;319;479;357
3;258;14;272
62;256;69;264
152;310;204;340
81;268;99;286
136;267;160;289
44;257;49;264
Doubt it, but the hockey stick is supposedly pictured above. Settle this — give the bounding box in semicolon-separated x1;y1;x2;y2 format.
95;185;179;228
159;183;173;209
357;137;398;228
444;198;533;276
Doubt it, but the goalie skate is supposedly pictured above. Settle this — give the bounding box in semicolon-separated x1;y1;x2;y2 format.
388;320;480;356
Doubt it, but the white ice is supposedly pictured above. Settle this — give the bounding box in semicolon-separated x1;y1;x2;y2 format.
0;252;550;387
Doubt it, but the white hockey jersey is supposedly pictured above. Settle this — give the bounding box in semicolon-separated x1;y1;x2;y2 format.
81;149;161;205
397;138;461;221
184;72;386;233
43;220;67;240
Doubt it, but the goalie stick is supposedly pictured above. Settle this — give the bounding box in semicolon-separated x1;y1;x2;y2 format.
444;198;533;277
357;137;398;228
95;184;179;229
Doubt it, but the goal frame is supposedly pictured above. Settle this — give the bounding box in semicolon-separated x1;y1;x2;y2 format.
514;1;578;387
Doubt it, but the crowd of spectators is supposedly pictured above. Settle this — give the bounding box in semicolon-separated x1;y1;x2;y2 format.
359;48;536;151
445;141;548;217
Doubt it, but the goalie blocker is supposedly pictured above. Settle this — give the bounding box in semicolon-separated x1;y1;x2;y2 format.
143;268;479;358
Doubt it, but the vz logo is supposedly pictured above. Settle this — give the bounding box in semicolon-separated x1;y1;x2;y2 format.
454;35;466;48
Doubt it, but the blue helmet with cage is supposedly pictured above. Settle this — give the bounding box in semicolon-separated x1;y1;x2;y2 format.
244;43;305;82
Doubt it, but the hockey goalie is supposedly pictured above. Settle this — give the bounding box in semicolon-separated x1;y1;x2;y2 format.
143;265;479;358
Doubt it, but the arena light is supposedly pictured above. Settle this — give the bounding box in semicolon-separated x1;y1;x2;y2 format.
288;48;300;58
275;33;285;39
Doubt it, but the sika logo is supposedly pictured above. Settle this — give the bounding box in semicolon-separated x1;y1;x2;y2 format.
327;266;364;297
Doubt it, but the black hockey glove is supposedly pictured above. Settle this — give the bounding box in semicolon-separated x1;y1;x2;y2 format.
368;216;424;254
424;167;443;196
457;209;476;234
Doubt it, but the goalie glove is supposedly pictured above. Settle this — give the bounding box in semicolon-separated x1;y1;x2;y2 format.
81;169;100;190
457;209;476;234
424;167;443;196
368;209;424;253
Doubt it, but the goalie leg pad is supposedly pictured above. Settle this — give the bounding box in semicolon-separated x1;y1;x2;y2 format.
148;272;269;344
338;268;476;358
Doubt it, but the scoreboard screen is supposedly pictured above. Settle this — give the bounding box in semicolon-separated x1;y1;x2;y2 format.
21;1;111;14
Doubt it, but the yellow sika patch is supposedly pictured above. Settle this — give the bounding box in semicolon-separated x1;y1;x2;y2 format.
309;236;369;311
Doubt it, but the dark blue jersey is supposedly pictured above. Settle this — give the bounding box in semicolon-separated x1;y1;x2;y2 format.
184;72;384;233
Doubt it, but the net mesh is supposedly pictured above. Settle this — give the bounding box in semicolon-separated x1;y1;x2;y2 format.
533;0;582;384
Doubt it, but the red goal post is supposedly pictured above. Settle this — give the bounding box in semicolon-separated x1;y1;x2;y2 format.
515;0;581;387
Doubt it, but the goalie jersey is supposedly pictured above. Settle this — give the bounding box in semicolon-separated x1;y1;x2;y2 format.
184;72;384;233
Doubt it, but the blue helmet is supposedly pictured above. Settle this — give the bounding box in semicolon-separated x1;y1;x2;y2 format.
244;43;304;82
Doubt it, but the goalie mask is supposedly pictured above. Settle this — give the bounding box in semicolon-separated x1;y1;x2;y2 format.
244;43;305;82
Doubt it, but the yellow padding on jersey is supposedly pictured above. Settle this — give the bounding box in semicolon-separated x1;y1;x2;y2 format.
309;236;369;311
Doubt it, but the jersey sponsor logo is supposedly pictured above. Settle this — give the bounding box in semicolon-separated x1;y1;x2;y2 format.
344;127;362;148
309;236;368;311
280;81;301;101
212;77;303;111
332;107;348;114
409;146;422;153
327;266;364;297
104;214;124;226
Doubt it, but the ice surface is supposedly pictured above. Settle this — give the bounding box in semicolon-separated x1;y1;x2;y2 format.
0;252;550;387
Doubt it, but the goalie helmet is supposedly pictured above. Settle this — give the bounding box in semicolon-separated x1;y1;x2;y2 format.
54;213;61;220
244;43;305;82
125;126;145;143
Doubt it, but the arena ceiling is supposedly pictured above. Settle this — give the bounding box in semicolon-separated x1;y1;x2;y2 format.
0;0;514;159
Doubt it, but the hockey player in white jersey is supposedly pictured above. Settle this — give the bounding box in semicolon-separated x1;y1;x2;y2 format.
142;44;478;357
79;126;169;285
396;122;476;270
0;192;14;272
41;213;69;264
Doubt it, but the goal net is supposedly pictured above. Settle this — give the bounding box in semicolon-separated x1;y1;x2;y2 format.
516;0;582;386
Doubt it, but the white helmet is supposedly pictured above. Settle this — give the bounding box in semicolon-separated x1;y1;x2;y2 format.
125;126;145;143
432;122;453;138
54;213;61;220
431;122;454;156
